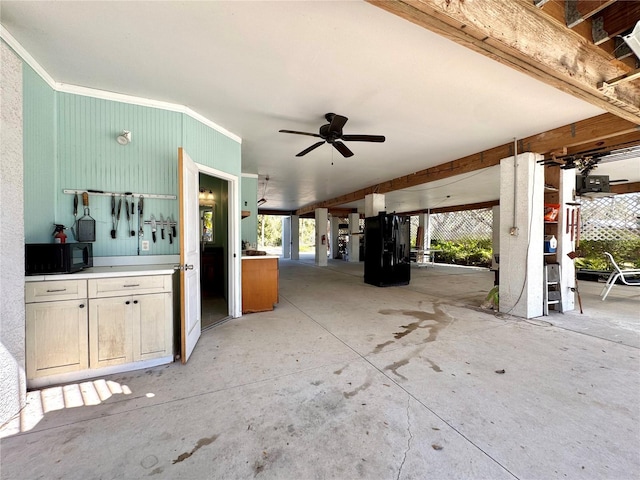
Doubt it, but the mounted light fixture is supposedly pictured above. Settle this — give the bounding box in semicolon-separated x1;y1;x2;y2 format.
623;21;640;58
257;175;269;207
116;130;131;145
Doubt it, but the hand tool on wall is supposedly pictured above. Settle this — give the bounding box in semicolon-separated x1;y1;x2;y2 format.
566;202;581;246
170;214;177;237
168;215;173;245
70;193;79;240
151;215;157;243
138;196;144;237
110;195;117;239
160;214;165;240
125;198;133;236
115;196;122;238
77;192;96;242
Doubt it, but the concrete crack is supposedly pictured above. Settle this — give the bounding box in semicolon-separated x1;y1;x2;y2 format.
396;396;413;480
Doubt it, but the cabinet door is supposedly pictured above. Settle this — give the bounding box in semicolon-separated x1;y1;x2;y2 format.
89;297;134;368
26;300;88;379
132;293;173;361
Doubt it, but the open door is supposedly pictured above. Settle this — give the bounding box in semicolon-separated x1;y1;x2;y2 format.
178;148;201;363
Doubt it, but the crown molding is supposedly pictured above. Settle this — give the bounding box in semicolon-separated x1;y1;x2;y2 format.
0;25;241;144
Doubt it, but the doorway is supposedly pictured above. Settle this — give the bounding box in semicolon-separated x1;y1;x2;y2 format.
199;173;229;330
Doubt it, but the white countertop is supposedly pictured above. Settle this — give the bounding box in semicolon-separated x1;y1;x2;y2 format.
241;255;280;260
25;264;176;282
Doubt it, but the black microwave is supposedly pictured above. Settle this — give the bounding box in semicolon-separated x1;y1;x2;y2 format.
25;243;93;275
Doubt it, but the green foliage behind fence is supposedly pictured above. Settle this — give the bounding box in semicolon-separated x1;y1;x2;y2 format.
430;238;493;267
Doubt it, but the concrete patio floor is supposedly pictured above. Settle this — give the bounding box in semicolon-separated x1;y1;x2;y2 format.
1;258;639;479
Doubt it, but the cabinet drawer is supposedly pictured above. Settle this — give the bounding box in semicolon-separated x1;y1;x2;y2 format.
88;275;171;298
25;280;87;304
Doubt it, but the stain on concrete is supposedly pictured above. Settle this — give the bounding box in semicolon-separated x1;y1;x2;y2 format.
61;427;86;445
148;467;163;476
140;455;158;469
172;435;219;464
372;340;394;354
385;359;410;381
380;304;453;344
333;367;344;375
425;359;442;372
311;380;323;386
344;379;372;399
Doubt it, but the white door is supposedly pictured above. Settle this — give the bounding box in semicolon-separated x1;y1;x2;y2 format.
179;148;201;363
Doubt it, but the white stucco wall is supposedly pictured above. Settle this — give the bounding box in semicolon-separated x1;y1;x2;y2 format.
499;152;544;319
0;41;26;433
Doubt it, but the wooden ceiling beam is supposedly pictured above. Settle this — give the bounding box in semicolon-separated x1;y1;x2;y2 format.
610;181;640;194
566;129;640;155
567;0;617;28
592;2;640;46
399;200;500;216
295;113;638;216
367;0;640;123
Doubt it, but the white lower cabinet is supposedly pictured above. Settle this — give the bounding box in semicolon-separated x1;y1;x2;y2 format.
25;272;174;385
88;296;134;368
26;298;89;379
89;292;172;368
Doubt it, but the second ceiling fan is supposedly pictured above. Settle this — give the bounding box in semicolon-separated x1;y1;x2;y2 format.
279;113;385;158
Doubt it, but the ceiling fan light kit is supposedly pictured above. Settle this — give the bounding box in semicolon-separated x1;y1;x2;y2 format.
279;113;385;158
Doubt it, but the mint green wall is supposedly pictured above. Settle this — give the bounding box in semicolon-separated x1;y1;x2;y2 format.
23;64;56;243
55;93;183;257
182;115;241;176
241;176;258;246
22;83;241;257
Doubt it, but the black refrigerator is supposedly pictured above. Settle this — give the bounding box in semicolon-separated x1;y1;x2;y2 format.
364;212;411;287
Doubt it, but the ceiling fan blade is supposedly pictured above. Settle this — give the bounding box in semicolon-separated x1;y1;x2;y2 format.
296;141;325;157
279;129;322;138
327;113;348;134
341;134;386;143
333;141;353;158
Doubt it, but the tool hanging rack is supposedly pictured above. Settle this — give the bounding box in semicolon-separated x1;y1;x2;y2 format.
63;189;176;200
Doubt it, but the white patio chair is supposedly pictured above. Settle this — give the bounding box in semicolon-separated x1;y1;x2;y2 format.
600;252;640;300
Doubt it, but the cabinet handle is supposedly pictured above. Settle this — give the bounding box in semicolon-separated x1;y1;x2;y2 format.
125;301;131;305
79;304;85;308
123;284;140;288
133;300;138;304
46;288;67;293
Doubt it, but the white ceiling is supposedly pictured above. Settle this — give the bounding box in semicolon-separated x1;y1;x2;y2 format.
5;0;636;212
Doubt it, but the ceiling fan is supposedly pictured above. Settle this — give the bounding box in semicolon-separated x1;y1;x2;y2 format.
279;113;385;158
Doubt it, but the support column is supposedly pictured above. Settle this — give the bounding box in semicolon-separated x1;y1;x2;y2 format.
348;212;360;262
291;215;300;260
558;168;576;312
315;208;328;266
418;213;430;263
499;152;544;319
330;216;340;259
364;193;385;218
491;205;500;271
282;216;291;259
